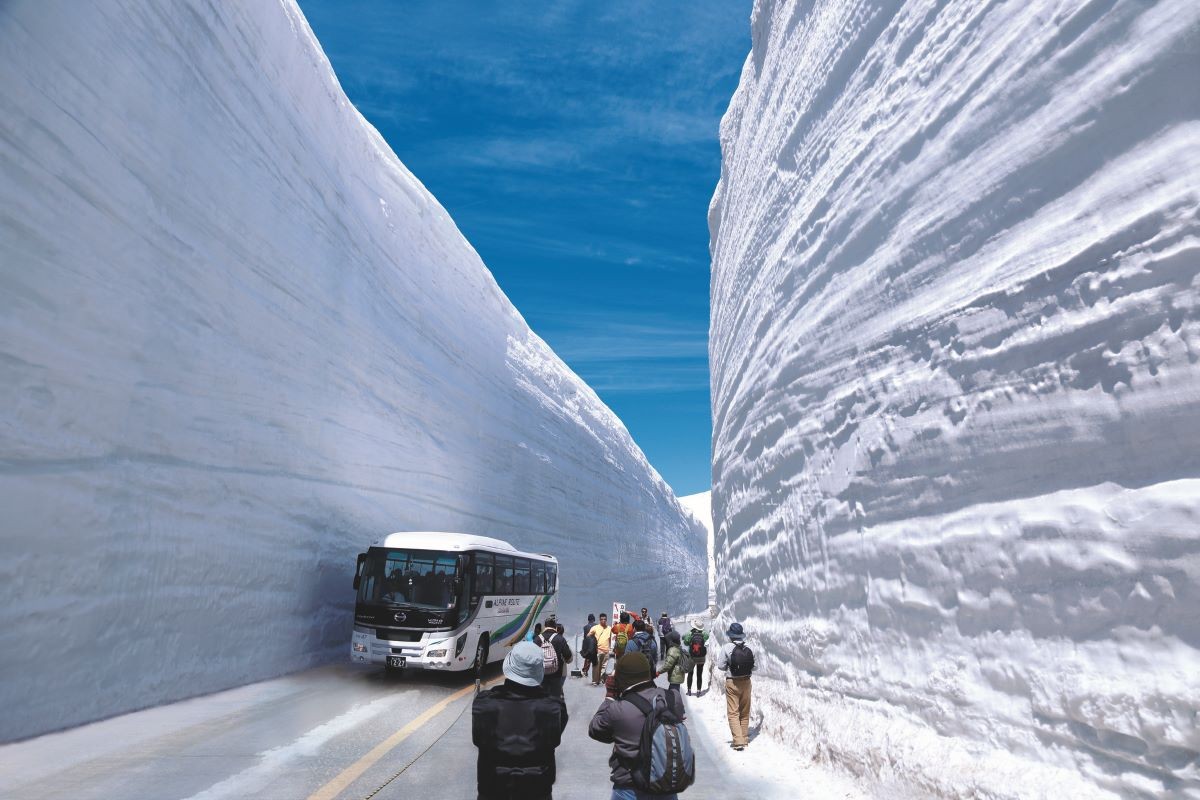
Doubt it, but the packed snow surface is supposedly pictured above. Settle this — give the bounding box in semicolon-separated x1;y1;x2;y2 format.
709;0;1200;797
0;1;705;741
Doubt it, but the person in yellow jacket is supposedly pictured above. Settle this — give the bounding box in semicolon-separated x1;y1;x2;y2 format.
588;613;612;685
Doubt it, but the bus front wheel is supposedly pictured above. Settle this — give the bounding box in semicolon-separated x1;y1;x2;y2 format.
474;638;490;679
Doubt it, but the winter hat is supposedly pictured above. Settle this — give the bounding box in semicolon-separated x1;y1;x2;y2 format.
666;629;682;647
615;652;652;693
503;641;545;687
726;622;745;641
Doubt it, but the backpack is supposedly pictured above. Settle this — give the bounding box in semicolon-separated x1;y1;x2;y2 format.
581;633;597;660
688;631;707;659
729;641;755;677
678;648;694;674
624;691;695;794
614;626;630;656
659;617;672;635
540;637;559;674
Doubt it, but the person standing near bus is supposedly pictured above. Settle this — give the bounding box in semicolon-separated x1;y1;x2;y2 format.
472;640;569;799
589;613;612;685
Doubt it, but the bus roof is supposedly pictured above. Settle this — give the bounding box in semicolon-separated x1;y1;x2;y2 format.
370;531;557;562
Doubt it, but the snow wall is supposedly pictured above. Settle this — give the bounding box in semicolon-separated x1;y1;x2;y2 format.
0;1;706;742
709;1;1200;797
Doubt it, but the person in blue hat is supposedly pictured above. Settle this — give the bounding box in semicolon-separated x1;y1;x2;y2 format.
472;640;569;798
715;622;756;750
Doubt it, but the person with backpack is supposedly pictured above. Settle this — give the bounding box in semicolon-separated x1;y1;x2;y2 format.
624;620;659;671
661;630;690;698
658;612;672;640
588;652;695;799
472;640;569;800
611;611;635;659
580;614;597;678
536;617;572;697
716;622;756;751
684;620;709;696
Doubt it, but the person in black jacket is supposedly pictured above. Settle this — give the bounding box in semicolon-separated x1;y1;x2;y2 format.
472;640;569;800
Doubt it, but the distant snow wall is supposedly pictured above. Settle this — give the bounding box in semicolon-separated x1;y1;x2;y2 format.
0;1;706;742
709;1;1200;797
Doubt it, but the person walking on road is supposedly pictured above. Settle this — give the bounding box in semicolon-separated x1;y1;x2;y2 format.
611;612;635;659
580;614;597;678
588;652;692;799
625;620;658;671
661;630;689;698
716;622;756;751
536;618;572;697
589;613;612;685
472;640;569;800
684;620;709;696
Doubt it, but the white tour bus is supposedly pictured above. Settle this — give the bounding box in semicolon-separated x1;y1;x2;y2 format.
350;531;559;674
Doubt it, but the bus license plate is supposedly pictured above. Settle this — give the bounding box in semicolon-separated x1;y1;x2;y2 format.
387;656;406;668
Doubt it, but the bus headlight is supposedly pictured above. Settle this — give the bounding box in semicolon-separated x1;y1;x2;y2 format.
426;649;448;658
455;632;468;657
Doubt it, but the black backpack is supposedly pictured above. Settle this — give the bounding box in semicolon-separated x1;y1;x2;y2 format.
624;690;695;794
581;633;597;660
688;631;707;658
729;641;755;677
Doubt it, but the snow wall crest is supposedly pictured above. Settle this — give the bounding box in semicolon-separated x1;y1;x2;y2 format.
0;1;706;741
709;0;1200;796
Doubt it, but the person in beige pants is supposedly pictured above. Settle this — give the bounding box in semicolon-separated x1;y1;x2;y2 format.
588;613;612;685
716;622;756;750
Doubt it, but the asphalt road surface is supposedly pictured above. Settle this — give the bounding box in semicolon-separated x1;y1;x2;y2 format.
0;660;777;800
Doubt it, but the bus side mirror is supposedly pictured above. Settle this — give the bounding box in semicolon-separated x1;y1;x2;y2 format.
353;553;366;591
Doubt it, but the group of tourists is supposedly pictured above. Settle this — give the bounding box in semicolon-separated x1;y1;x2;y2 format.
471;607;758;800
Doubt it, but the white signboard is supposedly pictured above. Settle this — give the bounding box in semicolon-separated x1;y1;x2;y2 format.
612;601;625;621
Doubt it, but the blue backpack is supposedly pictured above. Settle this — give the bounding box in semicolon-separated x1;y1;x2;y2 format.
624;691;695;794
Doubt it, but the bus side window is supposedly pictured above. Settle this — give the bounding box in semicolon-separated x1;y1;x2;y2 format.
547;564;557;595
495;555;513;595
532;562;546;595
513;558;530;595
474;555;491;592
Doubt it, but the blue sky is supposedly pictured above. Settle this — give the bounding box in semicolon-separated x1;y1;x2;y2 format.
298;1;750;496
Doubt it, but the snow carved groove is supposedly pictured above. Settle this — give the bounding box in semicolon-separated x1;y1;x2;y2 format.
0;1;705;741
710;0;1200;796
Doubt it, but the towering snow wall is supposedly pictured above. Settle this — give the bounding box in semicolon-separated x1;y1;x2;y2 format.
0;1;706;742
710;0;1199;796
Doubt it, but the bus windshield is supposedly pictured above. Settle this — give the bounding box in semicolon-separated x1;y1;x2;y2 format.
357;548;460;611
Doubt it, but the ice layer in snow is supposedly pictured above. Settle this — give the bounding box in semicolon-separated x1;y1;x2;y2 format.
709;0;1200;796
0;1;705;742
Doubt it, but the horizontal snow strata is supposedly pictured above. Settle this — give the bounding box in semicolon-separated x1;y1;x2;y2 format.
0;1;705;741
709;0;1200;796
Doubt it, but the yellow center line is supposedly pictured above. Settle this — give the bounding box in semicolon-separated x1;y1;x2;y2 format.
307;676;503;800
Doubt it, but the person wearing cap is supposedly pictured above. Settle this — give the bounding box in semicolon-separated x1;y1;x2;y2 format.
716;622;756;751
587;651;684;799
472;640;569;800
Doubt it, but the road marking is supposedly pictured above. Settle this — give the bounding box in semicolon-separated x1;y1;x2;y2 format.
306;678;501;800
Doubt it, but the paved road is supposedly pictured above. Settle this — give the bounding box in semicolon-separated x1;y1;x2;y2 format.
0;660;774;800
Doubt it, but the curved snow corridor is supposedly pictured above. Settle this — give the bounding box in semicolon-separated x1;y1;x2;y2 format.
710;0;1200;797
0;1;705;742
